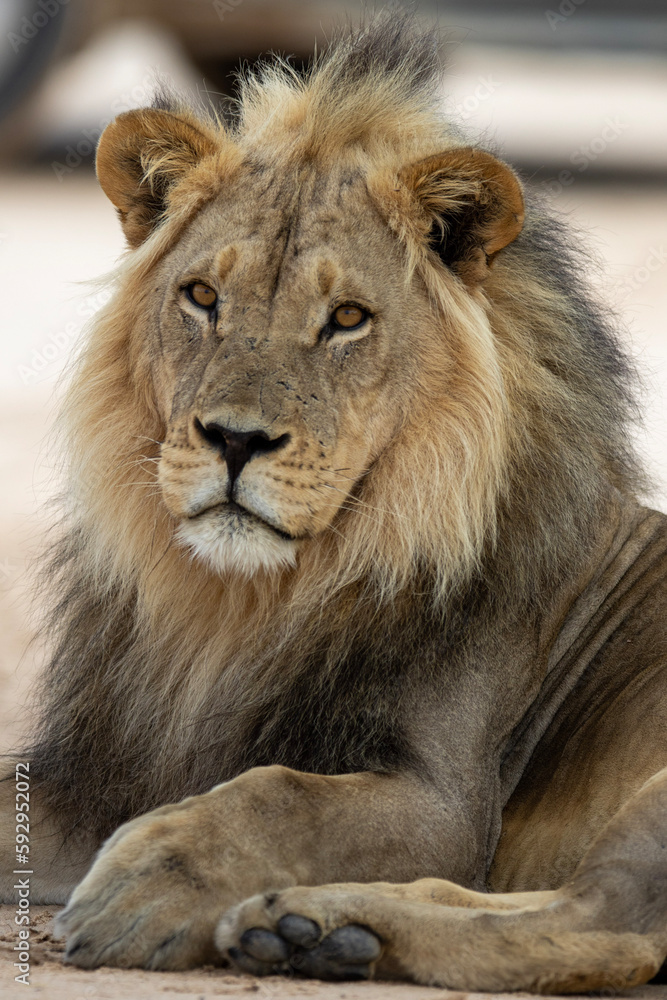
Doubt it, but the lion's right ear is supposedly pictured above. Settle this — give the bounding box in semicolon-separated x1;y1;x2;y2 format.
96;108;219;248
374;147;524;288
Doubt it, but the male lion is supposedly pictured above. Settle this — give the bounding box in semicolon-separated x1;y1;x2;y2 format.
1;14;666;993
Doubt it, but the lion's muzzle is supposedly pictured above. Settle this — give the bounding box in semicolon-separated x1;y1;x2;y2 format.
193;418;291;491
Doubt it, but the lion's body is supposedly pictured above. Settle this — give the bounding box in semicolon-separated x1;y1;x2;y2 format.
1;13;666;992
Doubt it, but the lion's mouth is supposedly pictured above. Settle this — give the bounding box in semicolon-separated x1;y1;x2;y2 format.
188;499;296;542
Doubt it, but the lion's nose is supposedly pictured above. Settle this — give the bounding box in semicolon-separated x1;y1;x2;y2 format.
194;419;290;488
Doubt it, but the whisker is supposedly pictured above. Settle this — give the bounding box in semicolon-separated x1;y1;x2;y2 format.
131;435;164;447
308;496;388;531
330;467;371;482
316;483;409;521
112;455;160;477
114;478;159;489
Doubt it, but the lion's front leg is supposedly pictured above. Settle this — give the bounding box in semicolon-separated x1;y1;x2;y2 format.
55;764;469;970
221;768;667;992
219;881;661;991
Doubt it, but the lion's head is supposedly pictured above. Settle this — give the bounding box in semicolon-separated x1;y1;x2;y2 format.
83;25;525;590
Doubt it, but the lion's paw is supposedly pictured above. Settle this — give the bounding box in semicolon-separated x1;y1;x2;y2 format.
54;809;225;970
217;887;382;981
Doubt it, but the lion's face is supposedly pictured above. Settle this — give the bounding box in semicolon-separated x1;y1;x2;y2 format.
152;164;428;575
94;106;523;580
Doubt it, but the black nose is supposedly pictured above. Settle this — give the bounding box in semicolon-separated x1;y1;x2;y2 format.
194;419;290;488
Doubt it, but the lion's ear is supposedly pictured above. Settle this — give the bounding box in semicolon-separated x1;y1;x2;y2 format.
398;147;524;287
96;108;219;248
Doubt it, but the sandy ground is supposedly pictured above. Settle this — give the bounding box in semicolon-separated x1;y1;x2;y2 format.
0;172;665;996
1;906;667;1000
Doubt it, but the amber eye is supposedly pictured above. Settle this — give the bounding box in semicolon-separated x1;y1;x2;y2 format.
186;282;217;310
331;305;367;329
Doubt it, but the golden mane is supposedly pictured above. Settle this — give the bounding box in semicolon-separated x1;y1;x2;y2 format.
31;12;643;838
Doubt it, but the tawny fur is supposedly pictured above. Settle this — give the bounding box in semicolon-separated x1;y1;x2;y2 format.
24;13;645;845
1;12;665;992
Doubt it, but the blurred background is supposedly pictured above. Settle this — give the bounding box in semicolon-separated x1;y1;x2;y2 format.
0;0;665;750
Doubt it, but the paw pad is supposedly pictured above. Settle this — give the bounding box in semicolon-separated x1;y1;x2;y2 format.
278;914;321;948
239;927;289;963
229;916;381;982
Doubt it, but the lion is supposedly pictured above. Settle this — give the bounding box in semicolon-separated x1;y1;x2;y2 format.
1;12;666;992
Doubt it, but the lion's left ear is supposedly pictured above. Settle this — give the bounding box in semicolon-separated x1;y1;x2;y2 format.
397;147;524;287
96;108;220;248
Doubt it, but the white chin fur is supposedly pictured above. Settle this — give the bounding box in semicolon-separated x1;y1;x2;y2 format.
175;507;298;577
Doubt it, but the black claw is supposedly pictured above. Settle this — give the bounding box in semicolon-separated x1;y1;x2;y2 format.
147;929;186;969
288;948;307;971
320;925;381;963
326;963;372;982
228;945;275;977
55;907;76;936
290;946;372;982
278;913;321;948
64;938;88;959
240;927;290;963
